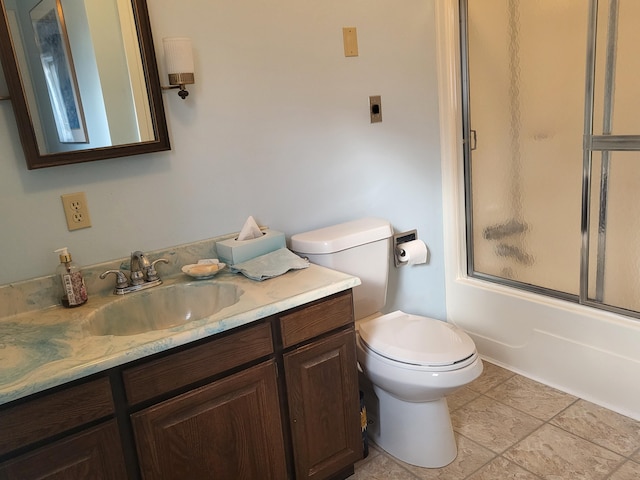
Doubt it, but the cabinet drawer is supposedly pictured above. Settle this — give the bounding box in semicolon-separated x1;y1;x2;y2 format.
0;420;127;480
124;322;274;405
0;377;113;455
280;290;354;348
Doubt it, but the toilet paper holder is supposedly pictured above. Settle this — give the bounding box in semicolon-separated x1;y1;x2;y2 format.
393;229;417;267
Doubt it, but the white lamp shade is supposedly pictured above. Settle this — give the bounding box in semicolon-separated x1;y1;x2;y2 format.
163;37;194;75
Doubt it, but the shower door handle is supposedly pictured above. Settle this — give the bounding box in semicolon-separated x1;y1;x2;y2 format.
470;129;477;151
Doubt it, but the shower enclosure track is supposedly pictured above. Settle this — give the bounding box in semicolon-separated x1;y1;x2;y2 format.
594;0;618;302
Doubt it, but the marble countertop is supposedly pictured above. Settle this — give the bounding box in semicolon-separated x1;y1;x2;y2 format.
0;265;360;406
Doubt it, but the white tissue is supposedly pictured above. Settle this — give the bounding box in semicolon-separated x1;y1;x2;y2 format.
197;259;220;265
396;239;428;265
237;216;263;241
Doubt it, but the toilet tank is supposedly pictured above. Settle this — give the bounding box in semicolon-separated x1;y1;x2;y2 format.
290;218;393;320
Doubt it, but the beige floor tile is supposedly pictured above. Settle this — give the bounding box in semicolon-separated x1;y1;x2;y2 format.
447;386;481;412
466;456;541;480
400;435;496;480
451;395;543;453
467;361;515;394
354;360;635;480
608;460;640;480
357;443;382;465
485;375;577;421
504;424;623;480
349;452;419;480
550;399;640;456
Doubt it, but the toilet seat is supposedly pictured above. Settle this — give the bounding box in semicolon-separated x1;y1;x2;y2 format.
358;311;477;369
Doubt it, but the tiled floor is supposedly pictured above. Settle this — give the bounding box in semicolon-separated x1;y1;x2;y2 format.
350;361;640;479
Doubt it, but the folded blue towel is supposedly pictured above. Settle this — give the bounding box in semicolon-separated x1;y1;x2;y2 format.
230;248;309;281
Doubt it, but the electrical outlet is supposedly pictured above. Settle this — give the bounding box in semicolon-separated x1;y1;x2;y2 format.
369;95;382;123
61;192;92;231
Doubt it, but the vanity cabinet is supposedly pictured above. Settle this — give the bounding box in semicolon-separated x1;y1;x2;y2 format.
0;289;361;480
280;292;362;480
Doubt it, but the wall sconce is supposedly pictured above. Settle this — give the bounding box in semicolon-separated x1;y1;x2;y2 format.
162;37;194;99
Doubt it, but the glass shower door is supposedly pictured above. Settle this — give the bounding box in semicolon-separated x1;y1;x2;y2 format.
587;152;640;313
463;0;640;318
584;0;640;315
463;0;588;299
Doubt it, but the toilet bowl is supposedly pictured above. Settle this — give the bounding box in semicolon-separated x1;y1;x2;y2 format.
356;311;482;467
290;218;483;468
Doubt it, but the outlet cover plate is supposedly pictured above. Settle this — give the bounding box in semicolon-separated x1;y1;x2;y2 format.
369;95;382;123
61;192;92;231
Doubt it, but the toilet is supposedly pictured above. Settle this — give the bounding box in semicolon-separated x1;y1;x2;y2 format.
291;218;482;468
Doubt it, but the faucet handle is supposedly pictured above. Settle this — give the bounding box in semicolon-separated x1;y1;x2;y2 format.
147;258;169;282
130;270;146;286
100;270;129;289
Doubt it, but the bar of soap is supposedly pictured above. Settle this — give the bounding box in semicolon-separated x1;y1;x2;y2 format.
181;263;225;279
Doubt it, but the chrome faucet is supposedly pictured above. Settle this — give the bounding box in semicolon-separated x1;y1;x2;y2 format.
130;251;151;286
100;251;169;295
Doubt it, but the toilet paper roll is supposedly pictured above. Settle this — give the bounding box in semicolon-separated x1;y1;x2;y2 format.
396;240;428;265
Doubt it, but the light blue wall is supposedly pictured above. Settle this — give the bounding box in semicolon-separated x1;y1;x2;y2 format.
0;0;446;320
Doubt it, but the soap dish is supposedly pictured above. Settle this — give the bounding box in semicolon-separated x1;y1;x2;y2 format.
181;262;226;280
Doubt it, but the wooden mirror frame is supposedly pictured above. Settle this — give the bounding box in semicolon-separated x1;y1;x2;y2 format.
0;0;170;169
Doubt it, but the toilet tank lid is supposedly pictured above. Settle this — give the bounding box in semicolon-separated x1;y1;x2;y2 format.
291;217;393;254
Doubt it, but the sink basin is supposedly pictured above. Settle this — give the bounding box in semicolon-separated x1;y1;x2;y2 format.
84;282;242;336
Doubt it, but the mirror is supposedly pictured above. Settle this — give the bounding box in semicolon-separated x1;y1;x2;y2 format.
0;0;170;169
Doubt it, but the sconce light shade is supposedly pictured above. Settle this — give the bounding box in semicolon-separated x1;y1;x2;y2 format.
162;37;194;99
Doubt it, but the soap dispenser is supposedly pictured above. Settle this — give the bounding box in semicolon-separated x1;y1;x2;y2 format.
54;247;88;307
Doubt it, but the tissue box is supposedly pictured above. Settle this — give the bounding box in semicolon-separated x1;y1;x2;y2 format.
216;229;286;265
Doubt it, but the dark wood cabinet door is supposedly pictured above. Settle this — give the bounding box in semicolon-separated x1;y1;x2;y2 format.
0;420;127;480
131;360;287;480
284;328;362;480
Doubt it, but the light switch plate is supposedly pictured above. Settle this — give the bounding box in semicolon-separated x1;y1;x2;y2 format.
343;27;358;57
61;192;92;231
